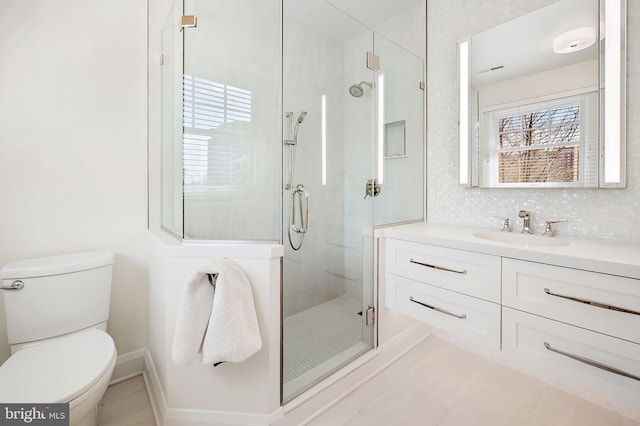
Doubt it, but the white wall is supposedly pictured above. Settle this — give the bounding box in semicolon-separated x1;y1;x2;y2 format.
0;0;149;362
427;0;640;241
477;59;598;109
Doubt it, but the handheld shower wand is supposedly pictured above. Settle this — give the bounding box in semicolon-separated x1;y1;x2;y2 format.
290;111;307;145
284;111;307;145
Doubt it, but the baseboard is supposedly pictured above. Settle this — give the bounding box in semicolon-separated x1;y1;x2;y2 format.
162;407;284;426
109;348;146;385
143;349;167;426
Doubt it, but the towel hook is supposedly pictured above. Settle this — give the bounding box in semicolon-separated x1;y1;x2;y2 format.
207;273;219;287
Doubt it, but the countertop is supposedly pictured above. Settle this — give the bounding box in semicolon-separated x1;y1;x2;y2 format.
376;222;640;279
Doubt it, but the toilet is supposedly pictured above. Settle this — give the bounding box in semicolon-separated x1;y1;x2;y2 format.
0;251;117;426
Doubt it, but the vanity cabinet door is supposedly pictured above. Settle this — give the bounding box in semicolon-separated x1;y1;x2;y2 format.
502;307;640;408
386;273;501;349
502;259;640;344
385;239;501;303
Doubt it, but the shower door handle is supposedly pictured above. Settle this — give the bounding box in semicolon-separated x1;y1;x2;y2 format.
363;178;382;199
291;184;309;234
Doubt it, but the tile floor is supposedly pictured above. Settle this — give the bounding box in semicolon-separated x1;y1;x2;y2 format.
100;337;640;426
100;375;155;426
309;337;640;426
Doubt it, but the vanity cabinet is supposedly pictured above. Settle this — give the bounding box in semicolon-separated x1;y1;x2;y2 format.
502;259;640;344
502;308;640;407
384;239;501;349
501;259;640;407
380;230;640;409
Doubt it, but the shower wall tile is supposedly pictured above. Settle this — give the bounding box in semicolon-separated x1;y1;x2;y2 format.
426;0;640;242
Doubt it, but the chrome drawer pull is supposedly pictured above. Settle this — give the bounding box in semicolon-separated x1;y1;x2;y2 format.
544;342;640;382
409;259;467;275
544;288;640;317
409;296;467;319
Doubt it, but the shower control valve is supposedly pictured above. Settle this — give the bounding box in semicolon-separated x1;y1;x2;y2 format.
363;178;382;199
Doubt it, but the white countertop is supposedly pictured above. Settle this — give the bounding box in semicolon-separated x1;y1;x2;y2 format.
376;222;640;279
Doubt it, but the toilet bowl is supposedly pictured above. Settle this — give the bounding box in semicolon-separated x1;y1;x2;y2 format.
0;330;117;426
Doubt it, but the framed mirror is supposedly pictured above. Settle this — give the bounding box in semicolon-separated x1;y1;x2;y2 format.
458;0;626;188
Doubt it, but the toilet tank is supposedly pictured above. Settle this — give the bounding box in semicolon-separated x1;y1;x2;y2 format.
1;251;114;345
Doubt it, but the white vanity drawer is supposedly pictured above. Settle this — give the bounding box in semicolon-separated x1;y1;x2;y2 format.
502;259;640;344
385;239;501;303
386;273;501;350
502;307;640;408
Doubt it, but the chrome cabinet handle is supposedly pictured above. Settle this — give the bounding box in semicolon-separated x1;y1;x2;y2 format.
409;259;467;275
544;342;640;382
1;280;24;290
409;296;467;319
544;288;640;317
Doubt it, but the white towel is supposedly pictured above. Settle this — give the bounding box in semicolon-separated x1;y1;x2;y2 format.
171;258;262;366
171;264;215;364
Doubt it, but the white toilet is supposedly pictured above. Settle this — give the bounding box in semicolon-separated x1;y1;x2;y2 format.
0;251;117;426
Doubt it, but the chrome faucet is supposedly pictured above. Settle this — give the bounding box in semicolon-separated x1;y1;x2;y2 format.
518;210;532;234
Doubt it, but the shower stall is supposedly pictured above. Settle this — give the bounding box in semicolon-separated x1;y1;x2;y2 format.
160;0;424;404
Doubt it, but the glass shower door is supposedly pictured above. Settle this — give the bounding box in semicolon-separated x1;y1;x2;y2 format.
282;0;376;401
281;0;377;402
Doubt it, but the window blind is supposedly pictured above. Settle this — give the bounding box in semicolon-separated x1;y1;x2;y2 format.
182;75;253;191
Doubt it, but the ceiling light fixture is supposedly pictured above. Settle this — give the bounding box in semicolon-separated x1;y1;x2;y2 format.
553;27;596;54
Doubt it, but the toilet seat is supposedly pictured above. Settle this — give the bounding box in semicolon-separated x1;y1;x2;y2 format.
0;330;116;403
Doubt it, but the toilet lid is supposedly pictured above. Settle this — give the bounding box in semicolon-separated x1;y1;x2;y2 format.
0;330;116;403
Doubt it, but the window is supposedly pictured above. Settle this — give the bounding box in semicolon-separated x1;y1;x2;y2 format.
484;92;597;187
182;75;253;192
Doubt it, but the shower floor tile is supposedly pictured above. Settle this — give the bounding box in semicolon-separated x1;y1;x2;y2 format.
283;294;364;385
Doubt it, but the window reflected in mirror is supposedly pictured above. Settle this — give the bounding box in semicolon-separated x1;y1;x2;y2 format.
485;93;598;187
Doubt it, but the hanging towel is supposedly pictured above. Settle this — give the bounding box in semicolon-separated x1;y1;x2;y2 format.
171;262;216;364
171;258;262;366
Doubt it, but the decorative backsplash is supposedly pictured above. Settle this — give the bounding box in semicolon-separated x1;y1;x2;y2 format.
426;0;640;241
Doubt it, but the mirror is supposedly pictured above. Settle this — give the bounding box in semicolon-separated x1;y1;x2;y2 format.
458;0;626;188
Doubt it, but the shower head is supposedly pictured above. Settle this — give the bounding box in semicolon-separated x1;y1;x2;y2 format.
296;111;307;124
348;81;374;98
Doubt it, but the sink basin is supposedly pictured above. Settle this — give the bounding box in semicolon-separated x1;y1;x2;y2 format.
473;231;570;247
